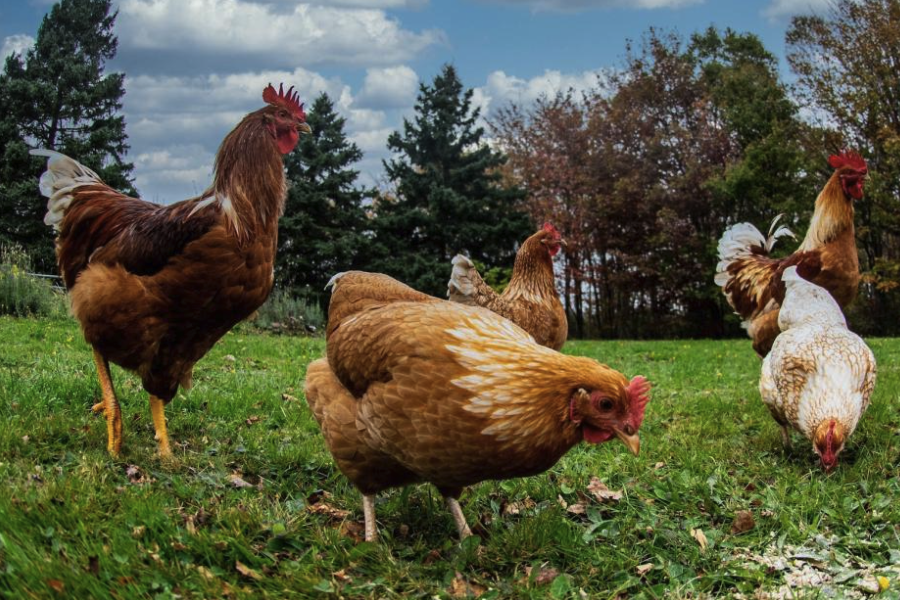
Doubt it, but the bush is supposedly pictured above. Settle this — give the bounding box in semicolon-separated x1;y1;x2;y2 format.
253;288;325;335
0;245;68;318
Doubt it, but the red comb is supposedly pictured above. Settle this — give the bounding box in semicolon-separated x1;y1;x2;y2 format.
262;83;306;121
828;150;867;174
542;222;560;237
627;375;651;430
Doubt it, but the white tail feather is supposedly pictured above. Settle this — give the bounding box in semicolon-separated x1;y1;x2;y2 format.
325;272;347;292
31;149;104;230
715;215;796;288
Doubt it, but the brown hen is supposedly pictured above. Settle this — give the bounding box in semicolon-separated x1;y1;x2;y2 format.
448;223;568;350
33;83;310;458
305;270;650;541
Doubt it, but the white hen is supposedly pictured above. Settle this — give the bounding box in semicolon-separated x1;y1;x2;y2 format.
759;266;876;471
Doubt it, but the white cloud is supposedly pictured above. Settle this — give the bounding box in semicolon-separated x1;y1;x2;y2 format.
115;0;444;70
120;67;401;201
1;34;34;60
475;69;604;118
250;0;427;7
762;0;831;19
356;65;419;109
477;0;701;11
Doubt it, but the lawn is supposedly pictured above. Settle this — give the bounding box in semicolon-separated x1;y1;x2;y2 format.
0;316;899;599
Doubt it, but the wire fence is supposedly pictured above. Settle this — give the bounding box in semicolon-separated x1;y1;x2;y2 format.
25;272;66;292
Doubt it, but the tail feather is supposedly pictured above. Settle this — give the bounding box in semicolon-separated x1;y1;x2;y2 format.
715;215;795;320
447;254;497;307
31;149;105;230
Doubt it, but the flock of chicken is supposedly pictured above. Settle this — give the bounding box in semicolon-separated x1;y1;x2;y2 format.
30;84;876;542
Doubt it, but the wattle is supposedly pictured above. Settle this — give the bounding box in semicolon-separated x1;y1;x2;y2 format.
582;425;612;444
276;130;299;154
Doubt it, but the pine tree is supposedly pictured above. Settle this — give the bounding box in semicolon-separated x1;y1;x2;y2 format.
372;64;530;296
0;0;133;271
277;92;375;306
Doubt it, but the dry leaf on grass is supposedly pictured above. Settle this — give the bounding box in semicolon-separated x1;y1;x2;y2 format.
448;572;486;598
636;563;654;576
340;521;365;543
533;566;560;586
125;465;153;485
690;528;708;550
245;415;262;425
731;510;755;535
307;502;351;521
131;525;146;539
235;561;262;581
47;579;65;593
197;566;216;581
228;473;254;489
587;477;623;502
281;393;298;402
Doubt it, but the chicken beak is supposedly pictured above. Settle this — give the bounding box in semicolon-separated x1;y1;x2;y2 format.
614;428;640;456
558;238;568;248
297;122;312;135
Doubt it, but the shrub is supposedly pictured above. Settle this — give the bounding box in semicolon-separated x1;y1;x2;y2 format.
253;288;325;335
0;245;68;318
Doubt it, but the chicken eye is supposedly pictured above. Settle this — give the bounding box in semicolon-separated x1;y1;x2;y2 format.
278;110;288;118
598;398;614;411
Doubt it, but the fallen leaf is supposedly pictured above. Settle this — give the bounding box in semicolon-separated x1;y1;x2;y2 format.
245;416;261;425
281;393;298;402
235;561;262;581
228;474;254;489
557;495;568;509
47;580;64;593
566;502;587;515
653;462;665;469
21;435;29;444
636;563;654;576
333;569;352;582
587;477;623;503
398;524;410;538
307;489;331;504
125;465;153;485
690;528;708;550
731;510;755;535
858;575;881;594
448;572;486;598
223;355;236;363
307;502;351;521
197;566;215;581
340;521;365;543
423;549;442;565
533;567;560;586
131;525;146;539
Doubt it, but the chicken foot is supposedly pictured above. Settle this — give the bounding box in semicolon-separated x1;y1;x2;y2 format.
91;348;122;456
149;395;173;460
445;497;473;540
363;494;377;542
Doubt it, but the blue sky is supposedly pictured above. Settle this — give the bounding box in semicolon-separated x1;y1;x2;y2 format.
1;0;828;202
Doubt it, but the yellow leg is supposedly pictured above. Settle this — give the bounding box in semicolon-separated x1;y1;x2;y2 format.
92;349;122;456
149;395;173;460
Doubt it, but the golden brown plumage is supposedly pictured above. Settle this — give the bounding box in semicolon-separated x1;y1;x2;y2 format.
306;270;650;541
715;151;866;356
33;83;311;458
448;223;568;350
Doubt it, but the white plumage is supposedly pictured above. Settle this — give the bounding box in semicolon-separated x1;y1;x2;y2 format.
759;266;876;470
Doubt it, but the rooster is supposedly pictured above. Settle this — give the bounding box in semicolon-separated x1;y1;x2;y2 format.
33;83;311;459
760;266;876;471
448;222;567;350
715;151;866;356
305;270;650;541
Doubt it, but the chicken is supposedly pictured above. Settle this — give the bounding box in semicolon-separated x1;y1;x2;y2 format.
760;266;875;471
715;151;866;356
448;222;567;350
304;270;650;541
33;83;311;459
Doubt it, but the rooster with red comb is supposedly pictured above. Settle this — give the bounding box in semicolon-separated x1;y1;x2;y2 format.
31;83;310;459
715;150;867;357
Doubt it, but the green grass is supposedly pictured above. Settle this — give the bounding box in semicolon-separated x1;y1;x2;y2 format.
1;317;899;599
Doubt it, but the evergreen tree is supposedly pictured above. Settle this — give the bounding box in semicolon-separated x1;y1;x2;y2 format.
372;64;530;296
0;0;133;271
277;92;374;306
